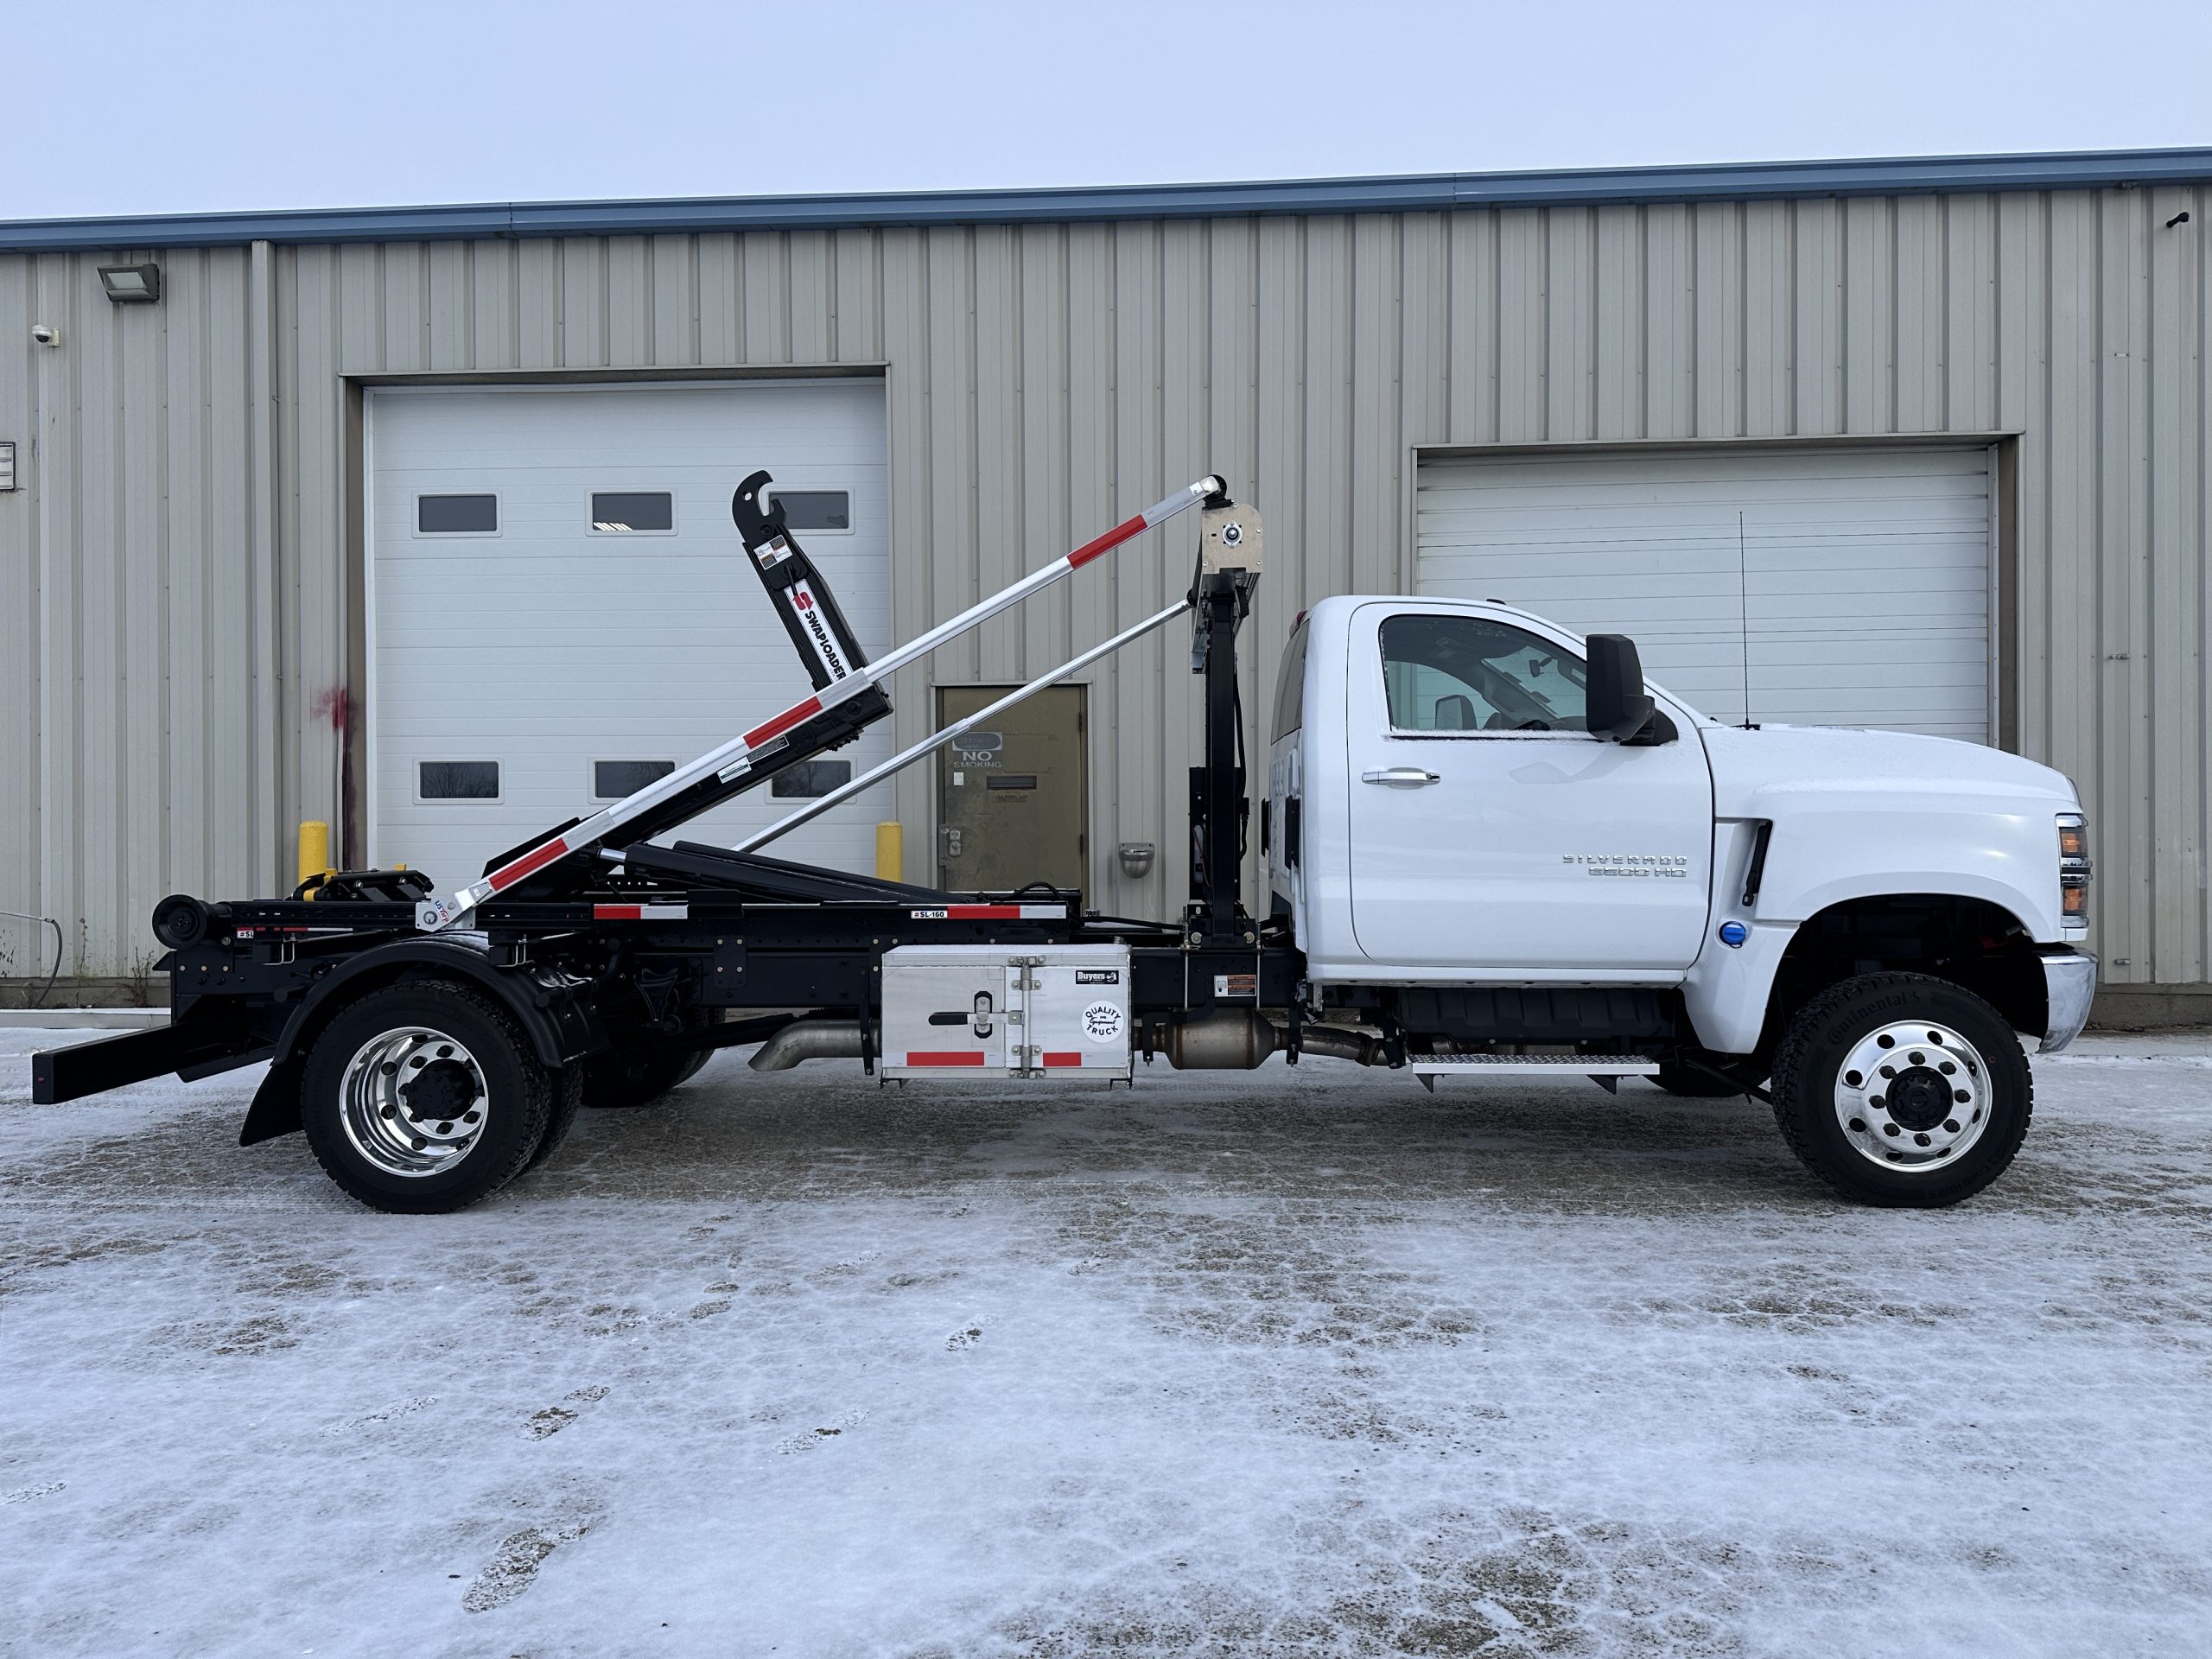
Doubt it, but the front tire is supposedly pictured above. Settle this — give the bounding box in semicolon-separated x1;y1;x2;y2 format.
301;980;555;1213
1770;972;2031;1207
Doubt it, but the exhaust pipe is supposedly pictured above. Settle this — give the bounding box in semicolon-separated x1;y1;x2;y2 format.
1154;1010;1389;1070
1295;1023;1389;1066
749;1019;866;1071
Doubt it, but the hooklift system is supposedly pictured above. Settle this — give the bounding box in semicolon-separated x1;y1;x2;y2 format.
34;464;1348;1211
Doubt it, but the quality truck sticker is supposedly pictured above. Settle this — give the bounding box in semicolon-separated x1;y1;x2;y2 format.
1081;1001;1127;1044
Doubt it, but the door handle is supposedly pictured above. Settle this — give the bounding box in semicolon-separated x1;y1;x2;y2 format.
1361;766;1440;787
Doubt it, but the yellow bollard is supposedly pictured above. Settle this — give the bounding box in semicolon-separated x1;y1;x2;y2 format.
875;821;903;883
297;822;331;894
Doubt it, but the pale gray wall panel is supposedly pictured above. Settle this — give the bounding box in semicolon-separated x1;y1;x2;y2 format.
1744;201;1791;440
2145;184;2206;977
1693;202;1742;437
0;256;41;972
6;186;2209;981
1645;205;1696;440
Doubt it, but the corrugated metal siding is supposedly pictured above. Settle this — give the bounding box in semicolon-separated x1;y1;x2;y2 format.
3;187;2207;984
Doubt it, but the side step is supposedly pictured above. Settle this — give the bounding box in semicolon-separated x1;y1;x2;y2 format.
1407;1052;1660;1095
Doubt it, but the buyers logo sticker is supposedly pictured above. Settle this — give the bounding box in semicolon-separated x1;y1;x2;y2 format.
1081;1001;1126;1044
1075;969;1121;985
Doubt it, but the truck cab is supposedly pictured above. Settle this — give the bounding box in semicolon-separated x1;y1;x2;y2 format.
1268;594;2097;1163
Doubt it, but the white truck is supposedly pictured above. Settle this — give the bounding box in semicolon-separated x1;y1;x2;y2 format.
35;472;2096;1213
1265;595;2095;1205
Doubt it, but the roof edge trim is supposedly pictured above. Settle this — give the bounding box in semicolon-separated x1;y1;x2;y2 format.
6;148;2209;253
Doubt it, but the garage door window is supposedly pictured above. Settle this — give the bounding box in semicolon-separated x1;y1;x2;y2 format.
418;760;501;800
590;492;675;534
594;760;676;798
768;490;852;531
416;493;499;535
770;760;853;798
1380;614;1588;735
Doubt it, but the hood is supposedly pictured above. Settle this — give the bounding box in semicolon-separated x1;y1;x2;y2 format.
1699;723;2081;821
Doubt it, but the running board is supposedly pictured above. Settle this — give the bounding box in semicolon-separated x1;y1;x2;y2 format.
1407;1052;1661;1096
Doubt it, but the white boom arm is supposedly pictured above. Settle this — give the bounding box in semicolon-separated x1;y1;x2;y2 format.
416;475;1224;930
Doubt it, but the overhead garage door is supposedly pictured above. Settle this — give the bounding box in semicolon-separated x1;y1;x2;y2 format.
370;381;892;885
1414;445;1993;741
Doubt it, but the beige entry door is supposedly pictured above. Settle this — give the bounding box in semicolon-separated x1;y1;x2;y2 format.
934;684;1089;893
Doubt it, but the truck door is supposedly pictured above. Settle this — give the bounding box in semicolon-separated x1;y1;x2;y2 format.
1344;604;1713;976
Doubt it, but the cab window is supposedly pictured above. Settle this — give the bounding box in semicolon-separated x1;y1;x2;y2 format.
1379;613;1589;734
1271;617;1311;741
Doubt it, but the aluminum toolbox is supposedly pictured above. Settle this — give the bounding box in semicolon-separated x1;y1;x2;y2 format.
880;944;1132;1080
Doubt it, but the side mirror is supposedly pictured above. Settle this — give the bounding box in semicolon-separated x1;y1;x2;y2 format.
1586;633;1659;741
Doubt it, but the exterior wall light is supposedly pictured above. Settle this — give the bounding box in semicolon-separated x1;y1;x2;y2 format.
97;263;162;302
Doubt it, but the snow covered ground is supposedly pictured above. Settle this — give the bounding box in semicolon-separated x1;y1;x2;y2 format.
4;1027;2210;1658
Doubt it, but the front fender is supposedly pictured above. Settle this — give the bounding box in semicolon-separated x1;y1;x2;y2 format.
238;937;603;1146
1754;806;2063;939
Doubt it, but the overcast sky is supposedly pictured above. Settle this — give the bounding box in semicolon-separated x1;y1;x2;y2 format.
5;0;2208;221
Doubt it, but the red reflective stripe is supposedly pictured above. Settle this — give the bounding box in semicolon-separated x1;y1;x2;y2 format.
594;905;642;919
944;905;1019;918
903;1052;988;1067
1065;513;1146;569
1041;1052;1084;1068
744;695;823;748
488;836;569;891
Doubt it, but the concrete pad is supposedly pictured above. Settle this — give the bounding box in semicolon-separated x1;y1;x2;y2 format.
4;1027;2209;1655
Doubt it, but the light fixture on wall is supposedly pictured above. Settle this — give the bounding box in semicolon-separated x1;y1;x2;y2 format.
97;263;162;303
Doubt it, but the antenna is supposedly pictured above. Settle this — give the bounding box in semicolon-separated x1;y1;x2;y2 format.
1737;510;1753;727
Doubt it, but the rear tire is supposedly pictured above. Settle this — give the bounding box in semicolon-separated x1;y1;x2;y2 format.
583;1046;712;1109
300;980;554;1214
1770;972;2031;1207
524;1065;587;1172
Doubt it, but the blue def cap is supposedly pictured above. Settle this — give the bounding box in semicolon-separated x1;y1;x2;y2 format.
1718;920;1750;948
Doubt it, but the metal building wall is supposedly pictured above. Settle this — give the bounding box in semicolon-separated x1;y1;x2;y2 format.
3;186;2207;994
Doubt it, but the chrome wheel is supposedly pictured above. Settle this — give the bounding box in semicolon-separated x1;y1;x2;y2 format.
338;1026;489;1179
1832;1020;1990;1173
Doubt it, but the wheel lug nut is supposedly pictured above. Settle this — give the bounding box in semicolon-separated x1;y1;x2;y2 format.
1909;1051;1926;1065
409;1056;425;1068
1939;1061;1955;1075
411;1137;427;1150
1954;1089;1970;1103
380;1105;396;1118
463;1110;481;1123
437;1121;454;1134
1869;1094;1886;1108
381;1062;397;1076
1914;1132;1931;1147
1944;1119;1961;1133
1884;1123;1901;1137
1879;1065;1896;1078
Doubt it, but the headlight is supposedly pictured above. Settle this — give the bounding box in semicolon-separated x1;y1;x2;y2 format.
2057;812;2092;925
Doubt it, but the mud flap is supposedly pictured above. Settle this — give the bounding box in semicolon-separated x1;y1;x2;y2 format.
239;1052;307;1146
